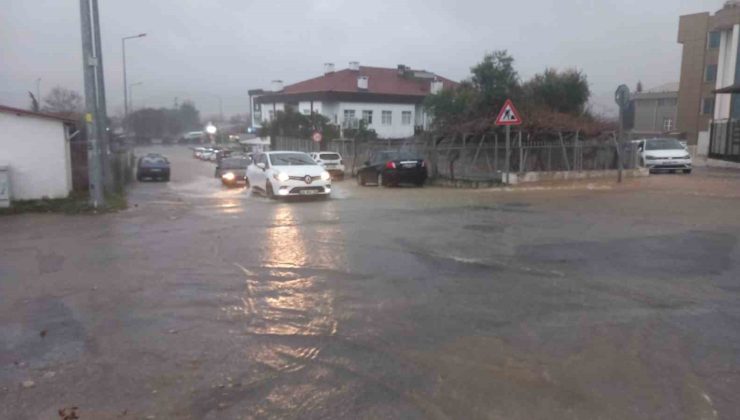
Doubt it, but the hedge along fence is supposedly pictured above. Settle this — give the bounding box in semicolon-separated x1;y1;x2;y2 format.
274;131;637;181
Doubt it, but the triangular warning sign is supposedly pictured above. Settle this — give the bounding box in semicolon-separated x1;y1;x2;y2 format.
495;99;522;126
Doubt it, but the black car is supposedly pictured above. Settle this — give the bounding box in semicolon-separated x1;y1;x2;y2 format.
137;154;170;182
216;156;250;187
357;150;427;187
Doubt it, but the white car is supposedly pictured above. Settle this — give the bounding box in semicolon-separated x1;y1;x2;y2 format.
246;151;332;198
310;152;345;180
637;138;692;174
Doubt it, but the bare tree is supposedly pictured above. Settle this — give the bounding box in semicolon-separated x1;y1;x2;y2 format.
43;86;83;116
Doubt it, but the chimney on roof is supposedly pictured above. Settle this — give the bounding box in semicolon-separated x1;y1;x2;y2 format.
324;63;335;74
357;76;369;90
349;61;360;71
397;64;408;76
431;79;444;95
271;80;283;92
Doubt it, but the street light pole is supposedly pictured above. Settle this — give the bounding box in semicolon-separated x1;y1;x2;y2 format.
80;0;104;207
122;33;146;130
128;82;142;112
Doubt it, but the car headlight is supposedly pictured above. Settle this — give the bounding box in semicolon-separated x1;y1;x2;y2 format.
681;154;691;159
321;171;331;181
645;155;658;160
273;172;290;182
222;172;235;181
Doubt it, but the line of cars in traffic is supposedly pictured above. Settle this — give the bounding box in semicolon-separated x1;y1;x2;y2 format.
192;146;429;199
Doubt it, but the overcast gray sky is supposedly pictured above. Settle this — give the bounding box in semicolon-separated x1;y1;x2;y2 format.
0;0;727;119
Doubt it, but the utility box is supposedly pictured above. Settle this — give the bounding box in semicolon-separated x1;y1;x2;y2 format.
0;164;10;208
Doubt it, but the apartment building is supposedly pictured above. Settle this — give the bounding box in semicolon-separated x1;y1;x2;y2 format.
677;0;740;145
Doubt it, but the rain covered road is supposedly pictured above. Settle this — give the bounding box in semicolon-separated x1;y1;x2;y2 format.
2;146;740;419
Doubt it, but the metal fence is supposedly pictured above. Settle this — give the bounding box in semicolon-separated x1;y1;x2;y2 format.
274;133;638;181
710;119;740;162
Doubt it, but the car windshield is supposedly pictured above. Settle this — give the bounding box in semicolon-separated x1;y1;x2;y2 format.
646;139;685;150
270;153;315;166
318;153;340;160
142;157;167;165
221;158;248;169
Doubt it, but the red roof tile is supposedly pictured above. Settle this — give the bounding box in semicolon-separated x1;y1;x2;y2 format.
281;66;457;97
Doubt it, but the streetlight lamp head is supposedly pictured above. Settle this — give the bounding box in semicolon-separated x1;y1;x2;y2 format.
138;33;147;37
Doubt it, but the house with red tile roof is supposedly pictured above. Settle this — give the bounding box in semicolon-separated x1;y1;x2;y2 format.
249;62;457;139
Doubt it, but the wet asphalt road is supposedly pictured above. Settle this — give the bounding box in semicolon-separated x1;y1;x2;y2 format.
1;145;740;419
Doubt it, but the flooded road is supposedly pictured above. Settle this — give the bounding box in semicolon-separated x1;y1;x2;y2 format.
1;146;739;419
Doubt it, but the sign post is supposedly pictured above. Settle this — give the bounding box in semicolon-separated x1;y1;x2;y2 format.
614;85;631;184
495;99;523;184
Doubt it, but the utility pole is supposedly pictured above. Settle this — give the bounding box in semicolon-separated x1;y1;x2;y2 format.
80;0;105;207
91;0;113;191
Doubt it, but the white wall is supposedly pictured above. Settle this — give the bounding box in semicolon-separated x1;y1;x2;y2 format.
715;25;740;120
0;112;71;200
334;102;416;138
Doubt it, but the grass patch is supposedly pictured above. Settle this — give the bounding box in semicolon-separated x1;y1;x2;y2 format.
0;191;127;215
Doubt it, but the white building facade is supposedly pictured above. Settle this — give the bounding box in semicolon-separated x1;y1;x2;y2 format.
0;106;73;200
250;64;454;139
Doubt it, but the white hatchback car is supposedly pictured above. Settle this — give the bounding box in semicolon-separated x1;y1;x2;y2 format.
637;138;693;174
310;152;346;180
246;151;332;198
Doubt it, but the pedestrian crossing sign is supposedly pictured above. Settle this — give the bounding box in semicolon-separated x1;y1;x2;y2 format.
495;99;522;126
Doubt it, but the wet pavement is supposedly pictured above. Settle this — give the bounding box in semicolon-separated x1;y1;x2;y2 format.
1;145;739;419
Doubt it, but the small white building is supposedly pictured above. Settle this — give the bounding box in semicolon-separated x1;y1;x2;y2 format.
249;63;457;139
0;105;74;200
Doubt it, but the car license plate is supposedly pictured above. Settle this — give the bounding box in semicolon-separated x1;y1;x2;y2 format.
402;163;416;168
300;190;318;195
325;164;336;168
151;168;162;172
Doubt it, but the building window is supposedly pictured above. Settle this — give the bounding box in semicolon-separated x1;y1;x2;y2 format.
702;97;715;115
268;110;275;120
401;111;412;125
362;110;373;124
382;110;392;125
708;31;721;49
657;98;677;107
705;64;718;82
343;109;356;128
663;117;674;132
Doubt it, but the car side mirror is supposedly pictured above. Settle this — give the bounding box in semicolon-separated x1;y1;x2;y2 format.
256;162;266;170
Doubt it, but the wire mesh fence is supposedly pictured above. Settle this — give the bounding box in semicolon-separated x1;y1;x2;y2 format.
274;132;637;181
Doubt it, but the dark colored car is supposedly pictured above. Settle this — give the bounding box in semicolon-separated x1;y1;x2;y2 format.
137;154;170;182
216;156;250;187
356;150;427;187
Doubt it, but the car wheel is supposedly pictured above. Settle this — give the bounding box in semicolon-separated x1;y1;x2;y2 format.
245;177;251;189
137;174;143;182
683;169;692;174
164;174;170;182
266;182;275;199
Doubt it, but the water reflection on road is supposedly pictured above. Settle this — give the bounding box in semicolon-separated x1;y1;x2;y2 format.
225;202;344;413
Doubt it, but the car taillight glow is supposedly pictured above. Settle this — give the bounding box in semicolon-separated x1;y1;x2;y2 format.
385;161;396;169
